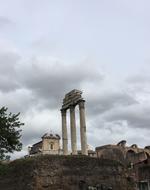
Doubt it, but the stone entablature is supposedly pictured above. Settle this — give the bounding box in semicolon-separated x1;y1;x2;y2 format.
62;89;83;109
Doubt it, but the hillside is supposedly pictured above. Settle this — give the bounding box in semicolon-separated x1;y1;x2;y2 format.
0;155;134;190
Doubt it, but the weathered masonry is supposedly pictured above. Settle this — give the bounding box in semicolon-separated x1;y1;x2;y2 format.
61;89;88;155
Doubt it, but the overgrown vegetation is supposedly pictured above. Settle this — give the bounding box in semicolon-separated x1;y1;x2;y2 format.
0;162;10;176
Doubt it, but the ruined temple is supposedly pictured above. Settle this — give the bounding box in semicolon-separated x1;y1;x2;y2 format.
61;89;88;155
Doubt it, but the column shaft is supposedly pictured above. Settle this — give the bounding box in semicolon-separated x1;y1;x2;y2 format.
70;106;77;155
79;101;88;155
61;109;68;155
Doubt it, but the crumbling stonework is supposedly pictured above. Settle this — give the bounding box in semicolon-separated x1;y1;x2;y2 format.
96;141;150;165
130;157;150;189
0;155;134;190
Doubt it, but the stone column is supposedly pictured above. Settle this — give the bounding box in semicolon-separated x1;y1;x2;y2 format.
70;105;77;155
79;100;88;155
61;109;68;155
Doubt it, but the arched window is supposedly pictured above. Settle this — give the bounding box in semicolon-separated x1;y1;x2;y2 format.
126;150;136;163
50;143;54;150
126;150;135;158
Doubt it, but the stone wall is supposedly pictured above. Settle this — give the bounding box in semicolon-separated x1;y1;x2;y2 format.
0;155;134;190
96;144;150;165
135;159;150;189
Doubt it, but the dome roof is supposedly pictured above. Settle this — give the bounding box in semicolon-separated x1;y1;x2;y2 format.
42;133;60;139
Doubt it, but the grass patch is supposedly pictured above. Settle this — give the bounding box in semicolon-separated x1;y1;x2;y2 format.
0;162;10;176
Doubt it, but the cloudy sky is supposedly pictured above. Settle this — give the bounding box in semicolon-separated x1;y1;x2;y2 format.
0;0;150;159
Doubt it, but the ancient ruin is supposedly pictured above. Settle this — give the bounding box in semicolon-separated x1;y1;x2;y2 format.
96;140;150;165
61;89;88;155
96;141;150;189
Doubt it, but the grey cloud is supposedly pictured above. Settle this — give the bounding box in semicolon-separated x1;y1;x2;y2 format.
21;109;61;146
85;73;150;133
0;52;20;72
31;38;58;53
16;56;103;108
0;76;19;92
86;91;138;116
0;16;13;28
0;89;36;114
126;75;150;84
0;51;21;92
103;104;150;129
87;119;150;149
0;49;103;111
126;74;150;83
22;129;43;146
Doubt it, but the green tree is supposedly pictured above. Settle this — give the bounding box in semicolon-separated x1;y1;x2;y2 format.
0;107;24;160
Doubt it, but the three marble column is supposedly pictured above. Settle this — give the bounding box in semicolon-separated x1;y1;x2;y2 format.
61;100;87;155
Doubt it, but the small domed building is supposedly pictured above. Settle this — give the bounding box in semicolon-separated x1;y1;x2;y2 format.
28;133;62;156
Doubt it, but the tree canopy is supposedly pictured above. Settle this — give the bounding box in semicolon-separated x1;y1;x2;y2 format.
0;107;24;160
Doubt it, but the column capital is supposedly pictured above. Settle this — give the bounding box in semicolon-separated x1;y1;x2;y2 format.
70;105;76;111
79;100;85;109
61;109;67;116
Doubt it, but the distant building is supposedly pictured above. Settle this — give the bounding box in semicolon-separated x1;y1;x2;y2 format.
96;140;150;164
28;133;62;156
